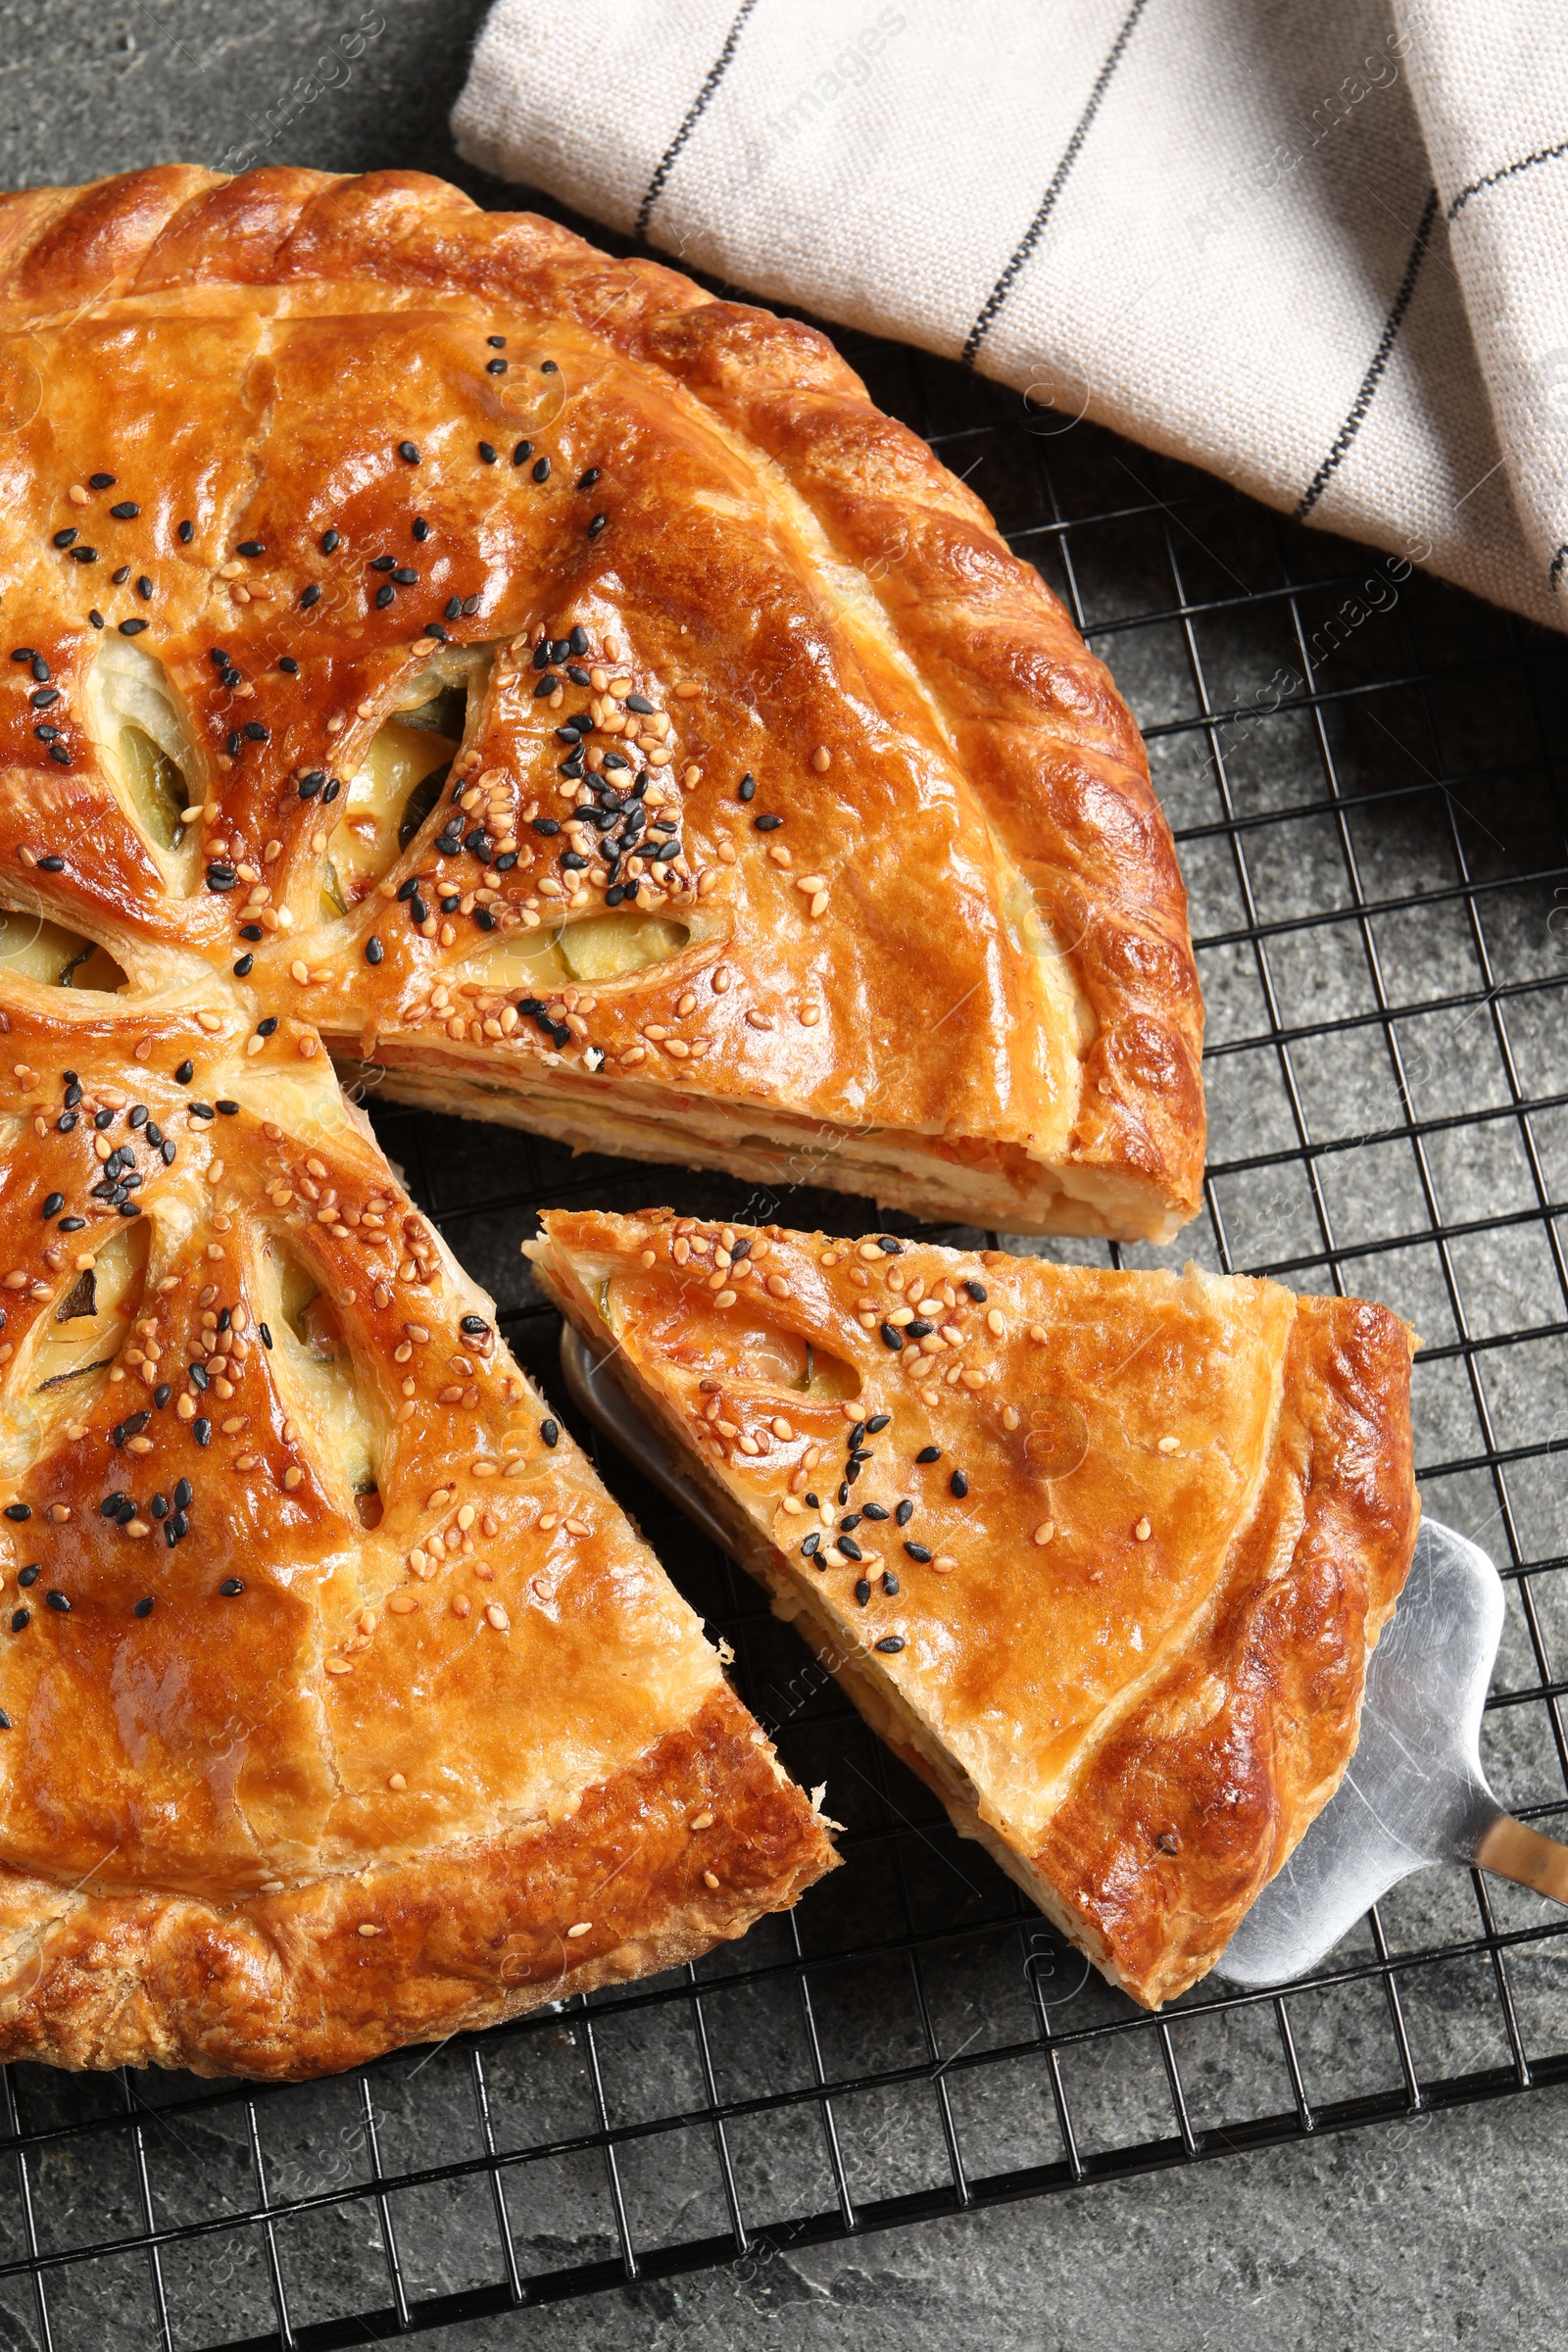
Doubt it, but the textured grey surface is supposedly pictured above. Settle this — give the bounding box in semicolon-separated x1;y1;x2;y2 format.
3;4;1568;2347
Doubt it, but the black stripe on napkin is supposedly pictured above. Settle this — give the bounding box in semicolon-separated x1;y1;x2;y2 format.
1447;135;1568;222
636;0;760;242
961;0;1151;368
1295;187;1440;524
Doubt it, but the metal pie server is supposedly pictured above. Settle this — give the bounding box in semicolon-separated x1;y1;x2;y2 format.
1218;1516;1568;1985
560;1324;1568;1987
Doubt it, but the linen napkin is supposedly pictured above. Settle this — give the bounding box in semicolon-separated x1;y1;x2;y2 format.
454;0;1568;639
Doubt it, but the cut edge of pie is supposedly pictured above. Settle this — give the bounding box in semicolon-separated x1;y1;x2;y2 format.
527;1208;1420;2008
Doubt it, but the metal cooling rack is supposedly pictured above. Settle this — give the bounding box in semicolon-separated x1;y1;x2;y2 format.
4;323;1568;2352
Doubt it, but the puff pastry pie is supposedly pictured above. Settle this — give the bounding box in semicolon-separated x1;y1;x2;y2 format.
0;997;834;2081
528;1210;1419;2007
0;165;1202;1242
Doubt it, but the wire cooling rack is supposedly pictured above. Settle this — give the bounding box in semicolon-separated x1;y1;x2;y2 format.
4;318;1568;2352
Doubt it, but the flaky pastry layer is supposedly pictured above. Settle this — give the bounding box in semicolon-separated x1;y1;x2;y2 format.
530;1209;1419;2007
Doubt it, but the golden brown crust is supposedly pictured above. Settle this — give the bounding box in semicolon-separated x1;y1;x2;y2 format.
0;1686;822;2082
0;166;1202;1241
529;1209;1419;2007
0;993;833;2077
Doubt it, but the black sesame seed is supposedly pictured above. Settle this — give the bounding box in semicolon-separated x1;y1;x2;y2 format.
178;519;194;543
88;472;115;490
477;440;498;464
219;1578;245;1596
321;528;341;553
153;1384;171;1407
880;1323;904;1349
300;583;322;607
409;893;429;925
488;335;507;349
877;1237;903;1253
737;774;756;802
513;440;532;466
256;1015;278;1038
237;540;265;558
392;566;418;586
486;357;509;375
365;936;383;965
93;1108;114;1130
278;657;298;674
298;770;324;799
445;596;463;620
193;1419;212;1446
118;617;149;636
216;1100;239;1116
903;1542;931;1562
89;611;104;627
577;467;601;489
321;778;341;803
540;1419;559;1447
243;721;270;742
234;956;257;986
225;732;242;758
370;555;396;572
17;1564;37;1582
239;924;263;942
461;593;480;615
40;1192;64;1218
907;1319;934;1340
950;1470;968;1498
68;546;96;563
875;1635;906;1653
133;1597;154;1618
44;1591;71;1614
841;1538;864;1563
561;851;588;871
398;441;419;464
189;1102;214;1120
413;517;429;541
52;528;78;549
916;1446;942;1463
531;457;551;483
9;1612;26;1634
854;1578;871;1606
963;1280;987;1301
866;1413;892;1434
3;1507;31;1524
109;501;139;518
374;584;395;609
755;812;783;831
801;1531;821;1557
174;1059;193;1083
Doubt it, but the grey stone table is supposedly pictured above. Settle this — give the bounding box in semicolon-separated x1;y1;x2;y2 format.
3;4;1568;2345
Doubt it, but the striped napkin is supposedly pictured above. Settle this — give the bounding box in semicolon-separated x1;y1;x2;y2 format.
454;0;1568;637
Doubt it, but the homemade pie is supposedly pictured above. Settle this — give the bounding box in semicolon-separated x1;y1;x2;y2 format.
0;164;1202;1243
528;1209;1420;2008
0;998;834;2081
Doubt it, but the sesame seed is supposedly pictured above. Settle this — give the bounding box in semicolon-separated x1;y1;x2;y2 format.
1033;1522;1055;1545
540;1419;559;1447
109;501;139;518
398;442;419;464
531;457;551;483
1135;1517;1152;1542
219;1577;245;1595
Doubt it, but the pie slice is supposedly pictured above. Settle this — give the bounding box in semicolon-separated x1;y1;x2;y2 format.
0;982;833;2081
528;1209;1420;2007
0;164;1201;1242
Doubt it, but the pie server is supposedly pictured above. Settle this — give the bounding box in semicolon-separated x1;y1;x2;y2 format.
559;1328;1568;1986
